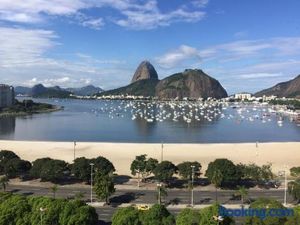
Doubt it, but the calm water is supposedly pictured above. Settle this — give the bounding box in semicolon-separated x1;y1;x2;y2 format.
0;98;299;143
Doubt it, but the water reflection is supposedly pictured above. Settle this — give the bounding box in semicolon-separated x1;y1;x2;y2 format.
0;116;15;136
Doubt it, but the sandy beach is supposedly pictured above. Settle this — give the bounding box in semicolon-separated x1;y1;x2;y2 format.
0;140;299;176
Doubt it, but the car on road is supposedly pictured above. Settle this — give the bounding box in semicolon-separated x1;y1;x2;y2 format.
136;205;150;211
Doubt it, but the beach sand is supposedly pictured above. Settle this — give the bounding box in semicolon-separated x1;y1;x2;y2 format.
0;140;299;176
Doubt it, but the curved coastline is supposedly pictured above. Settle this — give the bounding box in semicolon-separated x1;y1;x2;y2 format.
0;105;63;118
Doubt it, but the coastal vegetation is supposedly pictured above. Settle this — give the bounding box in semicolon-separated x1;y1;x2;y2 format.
94;171;115;204
269;99;300;109
0;192;98;225
1;150;300;224
112;203;235;225
0;150;279;192
0;99;60;117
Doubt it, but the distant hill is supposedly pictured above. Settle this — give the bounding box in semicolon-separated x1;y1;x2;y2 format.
131;61;158;83
100;79;159;97
100;60;227;100
15;84;103;98
66;85;103;96
30;84;71;98
15;86;31;95
155;69;228;99
255;75;300;98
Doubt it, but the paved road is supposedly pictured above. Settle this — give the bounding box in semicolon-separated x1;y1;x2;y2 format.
6;185;294;225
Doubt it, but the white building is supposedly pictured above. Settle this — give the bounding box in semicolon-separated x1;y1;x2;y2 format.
234;92;252;100
0;84;15;108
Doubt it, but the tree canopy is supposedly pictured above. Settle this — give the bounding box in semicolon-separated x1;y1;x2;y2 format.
30;158;69;182
153;161;177;184
0;193;98;225
177;161;201;181
0;150;31;178
205;159;241;186
130;154;158;181
176;208;200;225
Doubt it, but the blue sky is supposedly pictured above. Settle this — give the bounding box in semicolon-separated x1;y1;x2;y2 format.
1;0;300;94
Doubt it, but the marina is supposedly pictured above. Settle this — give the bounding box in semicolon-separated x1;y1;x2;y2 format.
0;98;299;143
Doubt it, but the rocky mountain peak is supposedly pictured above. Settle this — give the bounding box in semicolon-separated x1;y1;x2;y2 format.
131;61;159;83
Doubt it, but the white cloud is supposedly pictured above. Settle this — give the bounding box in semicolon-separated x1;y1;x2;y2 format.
238;73;282;79
192;0;210;8
115;7;205;30
157;37;300;69
156;45;201;68
24;76;71;87
81;18;105;30
0;26;133;89
0;0;208;30
0;27;57;67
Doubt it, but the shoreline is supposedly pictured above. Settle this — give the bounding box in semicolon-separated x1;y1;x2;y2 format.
0;105;63;118
0;140;299;176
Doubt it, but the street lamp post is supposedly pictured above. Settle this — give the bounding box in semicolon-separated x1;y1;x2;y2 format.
191;165;195;207
161;142;164;162
90;163;94;204
39;207;47;225
73;141;76;161
279;169;288;206
157;183;162;205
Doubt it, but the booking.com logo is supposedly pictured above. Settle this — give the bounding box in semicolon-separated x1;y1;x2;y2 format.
219;206;294;220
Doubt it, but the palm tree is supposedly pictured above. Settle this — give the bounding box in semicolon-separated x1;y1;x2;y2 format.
211;169;223;202
50;184;58;198
236;185;249;205
74;191;85;200
0;175;9;192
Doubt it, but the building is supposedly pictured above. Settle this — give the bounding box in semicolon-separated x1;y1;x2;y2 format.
234;92;252;101
0;84;15;108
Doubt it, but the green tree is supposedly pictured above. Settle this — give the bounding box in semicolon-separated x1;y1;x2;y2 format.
0;150;20;166
91;156;115;175
0;175;9;192
0;194;31;225
50;184;58;199
285;206;300;225
4;158;31;178
237;163;273;183
206;159;240;186
199;203;234;225
39;159;69;182
211;169;223;202
71;157;91;182
131;155;158;186
177;161;201;187
176;208;200;225
112;207;141;225
290;167;300;178
237;163;261;182
145;158;159;176
131;154;147;187
153;161;177;184
30;158;52;178
244;198;287;225
74;191;85;200
94;171;115;204
0;193;98;225
288;180;300;203
30;158;68;182
141;204;175;225
260;164;274;181
0;150;31;178
235;185;249;205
